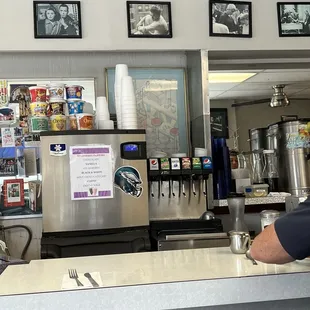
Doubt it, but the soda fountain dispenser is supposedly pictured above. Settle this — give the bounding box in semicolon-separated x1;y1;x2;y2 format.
148;156;213;221
192;158;202;199
148;158;160;199
148;156;226;252
181;157;192;198
160;158;171;198
202;156;213;197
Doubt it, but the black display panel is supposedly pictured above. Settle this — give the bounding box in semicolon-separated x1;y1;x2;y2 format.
120;142;147;160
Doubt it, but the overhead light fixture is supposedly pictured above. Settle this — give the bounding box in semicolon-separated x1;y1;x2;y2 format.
270;85;290;108
209;72;257;84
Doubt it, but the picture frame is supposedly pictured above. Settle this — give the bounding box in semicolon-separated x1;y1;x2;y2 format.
106;68;189;156
277;2;310;37
3;179;25;208
210;108;229;139
33;1;82;39
126;1;173;38
209;0;252;38
0;159;17;177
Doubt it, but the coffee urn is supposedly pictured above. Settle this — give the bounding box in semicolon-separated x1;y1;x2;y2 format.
277;119;310;196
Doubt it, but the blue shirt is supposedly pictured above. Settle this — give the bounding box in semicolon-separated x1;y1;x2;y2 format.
275;198;310;260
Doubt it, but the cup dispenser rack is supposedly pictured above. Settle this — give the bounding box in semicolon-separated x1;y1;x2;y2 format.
147;157;213;200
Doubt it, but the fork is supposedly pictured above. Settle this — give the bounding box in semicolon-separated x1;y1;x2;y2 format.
68;269;84;287
246;250;258;265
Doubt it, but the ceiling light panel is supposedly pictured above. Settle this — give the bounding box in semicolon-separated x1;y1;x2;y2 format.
209;72;257;84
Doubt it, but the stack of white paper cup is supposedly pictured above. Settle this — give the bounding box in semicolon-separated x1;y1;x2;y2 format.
98;120;114;129
96;97;110;119
115;64;129;129
84;102;94;114
96;96;113;129
121;76;138;129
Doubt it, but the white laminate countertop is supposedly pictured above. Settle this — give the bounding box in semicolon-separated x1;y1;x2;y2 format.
1;247;310;297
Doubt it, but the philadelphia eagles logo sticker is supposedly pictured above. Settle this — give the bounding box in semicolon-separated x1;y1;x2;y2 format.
114;166;143;198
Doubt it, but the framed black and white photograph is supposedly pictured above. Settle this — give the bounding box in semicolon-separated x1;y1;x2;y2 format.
209;0;252;38
33;1;82;38
277;3;310;37
127;1;173;38
210;108;229;138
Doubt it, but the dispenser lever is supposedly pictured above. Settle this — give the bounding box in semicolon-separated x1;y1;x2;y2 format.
203;179;207;197
182;181;186;197
151;182;154;198
192;178;196;197
178;177;182;198
161;180;165;197
172;180;175;197
158;180;161;199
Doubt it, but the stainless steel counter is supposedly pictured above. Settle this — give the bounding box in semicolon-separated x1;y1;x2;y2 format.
0;214;42;220
213;196;287;207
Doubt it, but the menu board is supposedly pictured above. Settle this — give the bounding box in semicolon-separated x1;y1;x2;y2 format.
69;145;114;200
210;108;229;139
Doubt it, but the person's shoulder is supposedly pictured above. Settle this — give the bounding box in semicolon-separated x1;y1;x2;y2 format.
219;13;227;20
294;198;310;211
214;23;229;33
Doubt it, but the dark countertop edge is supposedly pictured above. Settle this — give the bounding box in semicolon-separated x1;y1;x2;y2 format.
40;130;146;137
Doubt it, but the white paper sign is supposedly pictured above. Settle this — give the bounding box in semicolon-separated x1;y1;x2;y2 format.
69;145;114;200
1;128;15;147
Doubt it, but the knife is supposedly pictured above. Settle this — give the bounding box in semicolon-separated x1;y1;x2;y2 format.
84;273;100;287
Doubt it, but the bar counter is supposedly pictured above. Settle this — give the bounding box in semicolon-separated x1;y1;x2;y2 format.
1;247;310;309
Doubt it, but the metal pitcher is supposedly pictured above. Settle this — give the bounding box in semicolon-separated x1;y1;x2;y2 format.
228;231;251;254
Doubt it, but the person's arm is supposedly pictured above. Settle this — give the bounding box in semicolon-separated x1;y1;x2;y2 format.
60;18;69;30
251;199;310;264
143;21;160;32
250;223;294;264
136;16;146;28
160;17;168;32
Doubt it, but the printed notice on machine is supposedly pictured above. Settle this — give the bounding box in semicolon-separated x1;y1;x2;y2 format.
69;145;114;200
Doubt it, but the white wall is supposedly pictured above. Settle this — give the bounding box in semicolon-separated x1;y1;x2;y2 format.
0;51;187;96
210;100;237;150
3;0;310;52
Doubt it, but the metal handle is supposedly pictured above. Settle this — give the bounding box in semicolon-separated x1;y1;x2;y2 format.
165;233;228;241
237;154;247;169
243;233;251;250
85;274;99;288
88;277;99;288
246;250;258;265
75;278;84;287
